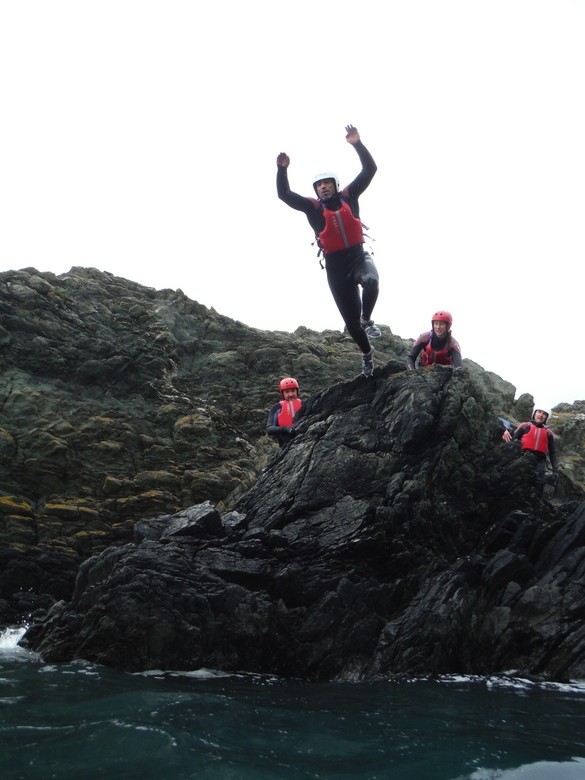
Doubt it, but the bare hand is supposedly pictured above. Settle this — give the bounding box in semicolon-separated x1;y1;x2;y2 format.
277;152;290;167
502;430;512;442
345;125;360;145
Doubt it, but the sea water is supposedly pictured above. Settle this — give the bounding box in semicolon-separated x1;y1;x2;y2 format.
1;627;585;780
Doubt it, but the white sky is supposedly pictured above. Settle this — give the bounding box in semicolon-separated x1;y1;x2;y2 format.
1;0;584;411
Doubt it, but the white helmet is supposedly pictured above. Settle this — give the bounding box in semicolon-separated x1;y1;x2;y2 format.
312;171;340;193
532;407;551;422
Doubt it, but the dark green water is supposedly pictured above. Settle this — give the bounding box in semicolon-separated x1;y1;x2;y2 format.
1;628;585;780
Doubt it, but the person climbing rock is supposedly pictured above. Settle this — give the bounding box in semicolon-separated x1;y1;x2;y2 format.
502;407;559;496
406;311;463;370
266;377;303;447
276;125;381;378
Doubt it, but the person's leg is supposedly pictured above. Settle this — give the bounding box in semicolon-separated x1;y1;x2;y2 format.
353;251;379;323
326;267;372;354
352;252;382;338
534;458;546;496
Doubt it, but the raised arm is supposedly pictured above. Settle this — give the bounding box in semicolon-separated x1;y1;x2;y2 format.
344;125;377;198
276;152;315;214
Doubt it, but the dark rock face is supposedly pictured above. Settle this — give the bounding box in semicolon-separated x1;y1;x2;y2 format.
4;266;585;679
0;266;409;623
22;363;585;682
0;267;415;516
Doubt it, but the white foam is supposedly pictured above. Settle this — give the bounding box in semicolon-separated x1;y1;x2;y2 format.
0;625;39;662
0;626;27;649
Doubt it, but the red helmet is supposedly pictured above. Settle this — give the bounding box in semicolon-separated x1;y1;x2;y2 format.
431;310;453;329
279;377;299;394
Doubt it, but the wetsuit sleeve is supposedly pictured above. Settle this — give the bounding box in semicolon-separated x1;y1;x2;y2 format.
266;403;281;436
450;340;463;368
451;352;463;367
346;141;377;199
406;333;427;369
512;423;530;442
277;166;315;215
547;432;559;471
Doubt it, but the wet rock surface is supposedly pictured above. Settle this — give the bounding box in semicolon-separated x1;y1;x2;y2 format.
21;357;585;682
0;266;404;622
3;267;585;679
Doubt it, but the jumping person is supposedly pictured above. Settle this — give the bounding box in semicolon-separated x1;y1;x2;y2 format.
406;311;463;370
266;377;303;447
502;407;559;496
276;125;381;377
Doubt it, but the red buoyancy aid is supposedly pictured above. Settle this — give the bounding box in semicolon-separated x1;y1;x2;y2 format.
278;398;302;427
421;340;453;366
318;200;364;254
520;423;549;455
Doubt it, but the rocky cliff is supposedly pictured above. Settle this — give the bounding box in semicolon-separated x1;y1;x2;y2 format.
2;267;585;681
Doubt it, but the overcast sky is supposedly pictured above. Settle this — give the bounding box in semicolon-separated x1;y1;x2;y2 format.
2;1;583;412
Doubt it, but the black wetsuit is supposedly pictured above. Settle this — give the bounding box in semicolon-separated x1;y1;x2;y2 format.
511;422;558;495
277;141;379;354
266;400;302;447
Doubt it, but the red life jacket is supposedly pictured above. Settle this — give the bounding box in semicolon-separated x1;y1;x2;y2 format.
277;398;302;427
318;200;364;254
520;423;549;455
421;338;453;366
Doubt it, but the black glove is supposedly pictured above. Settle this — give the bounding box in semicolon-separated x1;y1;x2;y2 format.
551;472;559;486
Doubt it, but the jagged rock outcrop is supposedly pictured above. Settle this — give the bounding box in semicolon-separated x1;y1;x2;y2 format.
6;266;575;625
0;267;405;520
0;266;408;622
22;362;585;681
3;266;585;678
